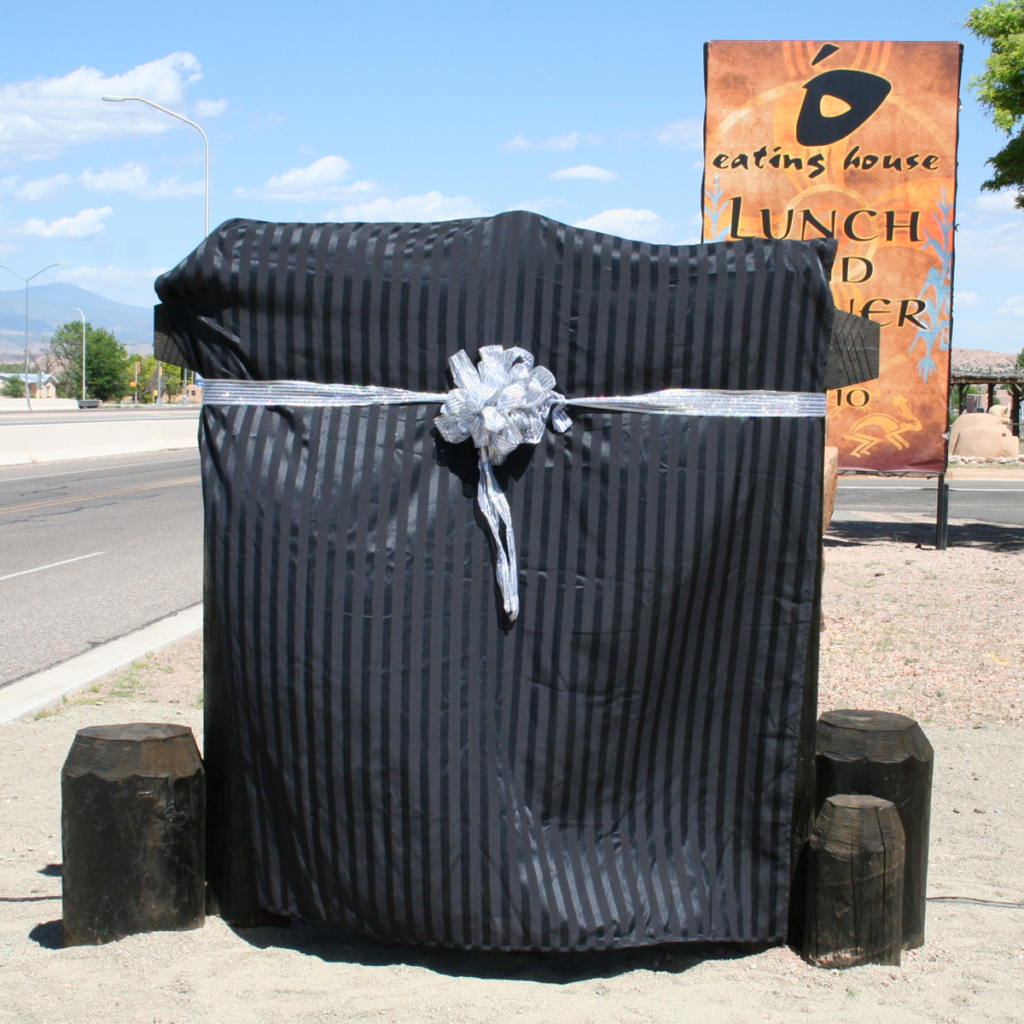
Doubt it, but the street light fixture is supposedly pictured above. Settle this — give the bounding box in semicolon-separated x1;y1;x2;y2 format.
103;94;210;402
75;307;86;401
0;263;67;411
102;95;209;236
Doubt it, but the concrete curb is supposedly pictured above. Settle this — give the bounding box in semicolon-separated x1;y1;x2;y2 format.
0;413;199;466
0;603;203;724
0;398;80;412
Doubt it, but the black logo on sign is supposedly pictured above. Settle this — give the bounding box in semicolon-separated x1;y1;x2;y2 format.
796;57;891;147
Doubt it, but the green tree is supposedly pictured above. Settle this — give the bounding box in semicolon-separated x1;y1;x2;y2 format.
48;322;130;401
134;354;182;403
1;376;25;398
966;1;1024;209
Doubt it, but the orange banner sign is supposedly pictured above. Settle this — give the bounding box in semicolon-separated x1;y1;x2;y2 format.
702;40;962;473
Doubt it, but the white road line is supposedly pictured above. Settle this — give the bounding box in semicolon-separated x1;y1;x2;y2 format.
0;454;199;484
839;486;1024;492
0;551;105;582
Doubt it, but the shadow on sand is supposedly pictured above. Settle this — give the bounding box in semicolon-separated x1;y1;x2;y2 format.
826;519;1024;553
232;920;773;984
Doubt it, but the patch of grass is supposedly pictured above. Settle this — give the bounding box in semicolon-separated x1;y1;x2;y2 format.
107;661;151;699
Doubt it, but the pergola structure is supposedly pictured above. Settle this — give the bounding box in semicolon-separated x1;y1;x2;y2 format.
951;366;1024;437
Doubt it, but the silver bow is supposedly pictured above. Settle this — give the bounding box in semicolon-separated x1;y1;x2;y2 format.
435;346;572;621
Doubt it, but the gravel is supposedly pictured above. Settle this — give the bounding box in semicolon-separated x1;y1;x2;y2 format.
820;529;1023;729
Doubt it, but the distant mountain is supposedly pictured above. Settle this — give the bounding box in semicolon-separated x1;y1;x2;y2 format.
951;348;1019;372
0;282;153;353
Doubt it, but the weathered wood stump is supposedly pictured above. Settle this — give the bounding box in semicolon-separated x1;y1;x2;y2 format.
61;723;205;946
804;794;905;968
816;709;933;949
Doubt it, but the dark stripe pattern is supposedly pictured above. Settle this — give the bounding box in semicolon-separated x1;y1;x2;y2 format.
159;212;833;950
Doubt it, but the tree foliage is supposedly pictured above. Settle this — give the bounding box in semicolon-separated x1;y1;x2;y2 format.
47;322;130;401
966;1;1024;209
1;376;25;398
132;354;182;402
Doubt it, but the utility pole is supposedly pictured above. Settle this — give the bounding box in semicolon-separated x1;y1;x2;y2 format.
0;262;67;410
103;95;208;406
75;307;86;401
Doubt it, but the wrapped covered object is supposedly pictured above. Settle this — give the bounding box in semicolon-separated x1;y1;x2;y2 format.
155;211;837;950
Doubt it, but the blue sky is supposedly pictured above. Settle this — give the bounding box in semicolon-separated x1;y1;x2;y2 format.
1;0;1021;352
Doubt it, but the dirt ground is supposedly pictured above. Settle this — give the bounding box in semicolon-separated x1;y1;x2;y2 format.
1;527;1022;1024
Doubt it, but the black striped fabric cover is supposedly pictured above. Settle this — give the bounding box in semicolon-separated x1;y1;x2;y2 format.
157;211;834;950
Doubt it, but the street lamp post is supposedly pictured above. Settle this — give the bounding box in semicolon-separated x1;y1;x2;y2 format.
101;95;209;236
103;94;209;402
0;263;67;411
75;306;86;401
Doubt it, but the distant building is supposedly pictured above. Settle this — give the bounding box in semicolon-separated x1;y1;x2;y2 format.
0;372;59;399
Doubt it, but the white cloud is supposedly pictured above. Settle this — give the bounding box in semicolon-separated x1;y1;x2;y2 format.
0;53;213;164
3;163;203;202
235;155;356;201
80;163;148;193
331;191;487;223
501;131;602;152
193;98;227;118
574;207;673;242
50;264;169;305
654;119;703;148
20;206;112;238
971;192;1020;215
235;156;484;224
550;164;618;182
956;291;983;306
1;173;72;201
996;295;1024;317
79;162;203;199
956;221;1024;272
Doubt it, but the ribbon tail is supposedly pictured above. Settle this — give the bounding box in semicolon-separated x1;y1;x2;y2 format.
477;455;519;622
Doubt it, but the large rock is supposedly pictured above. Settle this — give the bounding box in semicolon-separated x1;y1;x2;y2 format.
948;411;1017;459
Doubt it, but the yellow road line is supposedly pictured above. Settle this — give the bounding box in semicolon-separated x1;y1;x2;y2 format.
0;476;201;516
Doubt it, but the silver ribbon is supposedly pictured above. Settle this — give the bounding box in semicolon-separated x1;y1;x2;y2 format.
203;349;826;621
432;346;572;621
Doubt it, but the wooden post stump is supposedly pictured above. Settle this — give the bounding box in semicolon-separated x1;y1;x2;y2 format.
61;723;205;947
816;709;933;949
804;794;905;968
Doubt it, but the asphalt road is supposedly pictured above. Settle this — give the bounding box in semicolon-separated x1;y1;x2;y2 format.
0;448;1019;686
0;449;203;686
836;478;1024;527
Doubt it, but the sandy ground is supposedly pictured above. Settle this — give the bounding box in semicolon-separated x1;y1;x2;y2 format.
2;530;1022;1024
